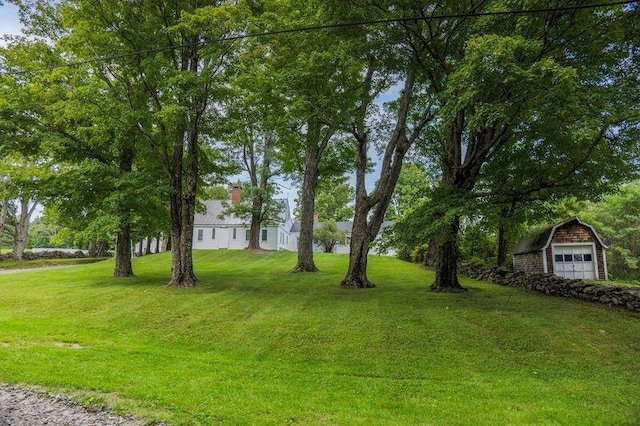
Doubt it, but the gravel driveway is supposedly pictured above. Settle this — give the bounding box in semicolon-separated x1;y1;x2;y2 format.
0;384;152;426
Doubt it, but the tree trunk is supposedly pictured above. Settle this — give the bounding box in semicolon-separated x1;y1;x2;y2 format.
293;141;320;272
341;67;424;288
169;84;201;288
248;211;261;250
341;207;375;288
114;226;134;277
0;195;7;254
341;128;375;288
430;216;466;292
168;183;186;286
12;198;36;261
138;239;143;257
422;236;439;267
88;238;97;257
155;233;161;254
112;136;135;275
496;223;508;267
145;236;152;255
96;240;108;257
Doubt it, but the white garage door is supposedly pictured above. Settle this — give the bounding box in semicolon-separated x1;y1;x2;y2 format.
552;245;596;280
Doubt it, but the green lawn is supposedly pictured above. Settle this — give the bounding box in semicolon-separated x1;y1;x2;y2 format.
1;251;639;425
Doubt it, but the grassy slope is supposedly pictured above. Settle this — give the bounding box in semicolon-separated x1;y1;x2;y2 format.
0;251;639;425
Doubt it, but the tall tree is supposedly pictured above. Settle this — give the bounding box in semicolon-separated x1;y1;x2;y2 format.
0;155;49;260
60;0;248;286
410;1;640;291
257;0;361;272
219;43;285;250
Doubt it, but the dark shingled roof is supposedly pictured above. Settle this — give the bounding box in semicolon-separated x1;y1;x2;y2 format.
513;216;607;255
513;225;555;255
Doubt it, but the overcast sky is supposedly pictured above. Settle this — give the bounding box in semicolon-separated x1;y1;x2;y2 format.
0;3;22;39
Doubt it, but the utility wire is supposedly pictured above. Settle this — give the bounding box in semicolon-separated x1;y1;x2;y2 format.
0;0;635;76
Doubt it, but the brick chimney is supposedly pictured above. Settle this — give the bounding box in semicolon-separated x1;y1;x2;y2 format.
231;185;242;205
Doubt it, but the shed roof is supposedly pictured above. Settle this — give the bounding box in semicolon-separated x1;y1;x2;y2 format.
513;216;608;255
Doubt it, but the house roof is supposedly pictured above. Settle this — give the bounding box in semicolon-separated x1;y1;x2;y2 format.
194;200;243;226
194;198;290;227
513;216;608;255
289;220;394;234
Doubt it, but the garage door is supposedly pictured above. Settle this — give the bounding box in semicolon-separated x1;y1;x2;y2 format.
552;245;596;280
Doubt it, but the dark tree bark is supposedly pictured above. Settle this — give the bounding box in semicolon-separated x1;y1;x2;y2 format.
145;236;152;255
113;139;134;276
496;223;508;267
155;233;161;254
341;200;375;288
114;226;134;277
248;209;262;250
430;216;465;292
293;125;323;273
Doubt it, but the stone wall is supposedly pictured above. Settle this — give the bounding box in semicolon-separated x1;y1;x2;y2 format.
459;263;640;313
0;250;87;261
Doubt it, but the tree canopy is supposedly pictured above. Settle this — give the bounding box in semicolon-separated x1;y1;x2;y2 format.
0;0;638;290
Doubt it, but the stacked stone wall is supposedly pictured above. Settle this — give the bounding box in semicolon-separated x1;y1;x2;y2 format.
459;263;640;313
0;250;88;261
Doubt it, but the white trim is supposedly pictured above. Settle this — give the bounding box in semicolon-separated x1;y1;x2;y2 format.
551;243;598;280
541;217;608;251
542;247;548;273
602;249;608;280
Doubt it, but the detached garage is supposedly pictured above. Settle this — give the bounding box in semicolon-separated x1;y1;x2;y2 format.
513;217;608;280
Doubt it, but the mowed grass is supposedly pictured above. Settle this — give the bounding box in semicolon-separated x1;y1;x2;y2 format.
0;251;639;425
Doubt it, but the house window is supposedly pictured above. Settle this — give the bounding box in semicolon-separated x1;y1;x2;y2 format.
197;229;203;241
246;229;250;241
211;228;216;240
233;228;237;240
262;229;268;242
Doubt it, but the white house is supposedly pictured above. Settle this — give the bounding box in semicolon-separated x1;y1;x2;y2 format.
288;221;394;254
192;188;294;251
193;187;393;254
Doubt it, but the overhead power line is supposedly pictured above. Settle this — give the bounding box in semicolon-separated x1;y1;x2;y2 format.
1;0;635;76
